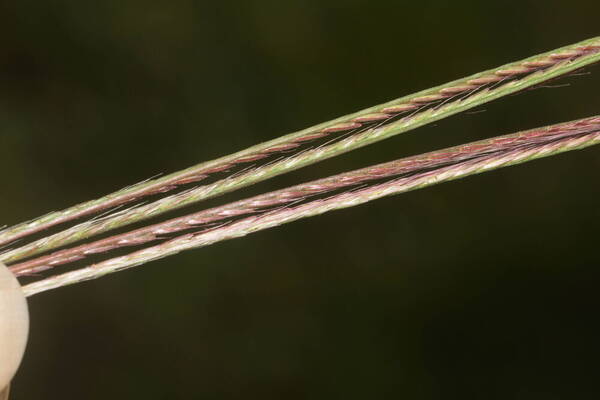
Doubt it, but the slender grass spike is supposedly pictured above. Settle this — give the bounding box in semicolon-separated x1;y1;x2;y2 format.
1;36;599;255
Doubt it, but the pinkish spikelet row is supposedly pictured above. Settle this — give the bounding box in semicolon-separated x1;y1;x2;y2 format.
21;128;600;297
9;116;600;276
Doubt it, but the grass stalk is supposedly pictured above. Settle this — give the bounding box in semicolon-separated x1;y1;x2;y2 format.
7;115;600;275
18;118;600;296
1;37;599;255
3;38;600;263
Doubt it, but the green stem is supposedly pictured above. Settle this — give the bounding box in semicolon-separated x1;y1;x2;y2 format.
2;37;599;262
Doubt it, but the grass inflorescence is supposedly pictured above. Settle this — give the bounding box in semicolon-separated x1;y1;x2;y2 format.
1;37;599;295
7;115;600;277
19;120;600;296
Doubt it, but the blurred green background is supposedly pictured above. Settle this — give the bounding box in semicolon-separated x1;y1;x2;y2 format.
1;1;600;399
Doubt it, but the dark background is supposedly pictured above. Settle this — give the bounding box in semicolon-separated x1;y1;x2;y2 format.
1;1;599;399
